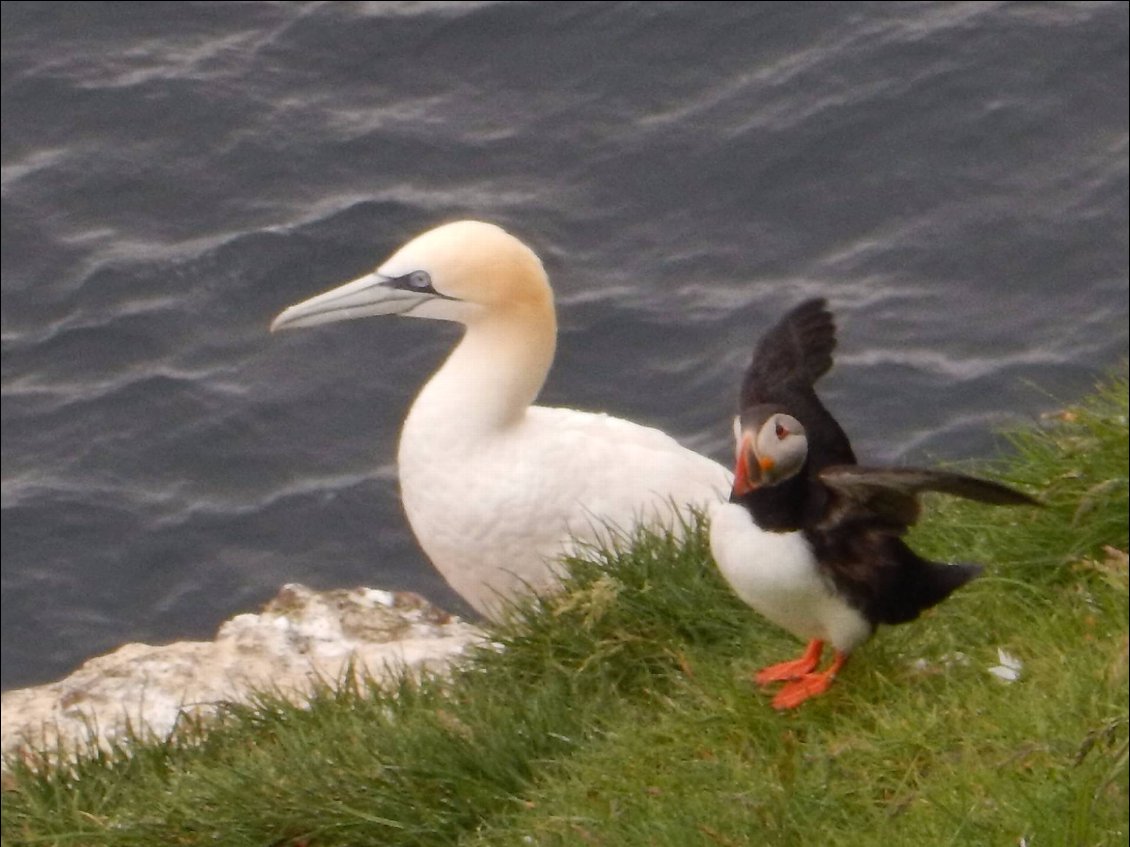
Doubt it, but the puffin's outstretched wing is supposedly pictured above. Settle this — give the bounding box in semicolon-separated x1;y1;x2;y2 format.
741;298;837;405
816;465;1039;533
739;298;855;470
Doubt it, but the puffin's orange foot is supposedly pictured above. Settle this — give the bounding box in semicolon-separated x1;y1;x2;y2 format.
756;658;819;685
771;671;837;709
755;639;824;686
769;650;849;709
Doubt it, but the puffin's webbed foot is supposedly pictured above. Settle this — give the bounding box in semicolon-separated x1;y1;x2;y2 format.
755;639;824;685
768;650;848;710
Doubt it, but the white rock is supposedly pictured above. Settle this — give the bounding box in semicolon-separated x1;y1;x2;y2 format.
1;584;484;767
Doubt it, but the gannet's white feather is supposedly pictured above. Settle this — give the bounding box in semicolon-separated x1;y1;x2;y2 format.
403;405;728;615
273;221;730;618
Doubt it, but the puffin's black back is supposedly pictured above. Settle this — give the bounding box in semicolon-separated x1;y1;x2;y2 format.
805;464;1034;624
734;298;856;529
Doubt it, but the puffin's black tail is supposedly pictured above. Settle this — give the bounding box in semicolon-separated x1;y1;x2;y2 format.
875;549;983;625
913;559;983;612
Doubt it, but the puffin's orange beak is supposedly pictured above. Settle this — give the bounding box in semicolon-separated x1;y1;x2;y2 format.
732;434;756;496
733;434;777;496
733;450;752;496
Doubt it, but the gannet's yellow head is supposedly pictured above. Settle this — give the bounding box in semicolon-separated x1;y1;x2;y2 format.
270;220;552;331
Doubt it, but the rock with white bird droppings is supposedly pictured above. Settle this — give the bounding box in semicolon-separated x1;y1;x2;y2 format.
1;584;483;767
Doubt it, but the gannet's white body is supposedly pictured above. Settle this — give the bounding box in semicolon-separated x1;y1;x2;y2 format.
272;221;730;617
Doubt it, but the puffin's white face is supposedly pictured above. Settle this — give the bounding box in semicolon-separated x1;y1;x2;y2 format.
270;220;552;331
732;411;807;496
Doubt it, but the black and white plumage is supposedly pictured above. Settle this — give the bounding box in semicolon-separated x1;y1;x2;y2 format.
710;299;1037;709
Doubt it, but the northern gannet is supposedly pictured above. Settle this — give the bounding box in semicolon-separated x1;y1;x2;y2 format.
709;299;1037;709
272;220;731;618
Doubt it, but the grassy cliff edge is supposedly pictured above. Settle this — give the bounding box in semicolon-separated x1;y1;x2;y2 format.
4;372;1127;847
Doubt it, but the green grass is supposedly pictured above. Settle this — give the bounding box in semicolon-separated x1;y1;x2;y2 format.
4;372;1127;847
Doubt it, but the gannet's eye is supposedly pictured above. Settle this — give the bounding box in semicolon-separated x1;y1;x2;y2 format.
408;271;432;290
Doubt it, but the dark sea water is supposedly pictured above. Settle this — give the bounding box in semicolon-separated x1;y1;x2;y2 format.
2;1;1127;690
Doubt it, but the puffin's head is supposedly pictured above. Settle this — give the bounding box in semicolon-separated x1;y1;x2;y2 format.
270;220;552;331
731;404;808;496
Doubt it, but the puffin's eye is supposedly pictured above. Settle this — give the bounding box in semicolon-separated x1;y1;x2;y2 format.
408;271;432;290
775;421;789;440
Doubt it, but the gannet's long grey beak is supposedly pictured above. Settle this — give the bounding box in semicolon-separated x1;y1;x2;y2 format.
270;272;437;332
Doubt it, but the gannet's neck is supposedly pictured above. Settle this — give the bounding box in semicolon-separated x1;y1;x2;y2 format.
408;301;558;435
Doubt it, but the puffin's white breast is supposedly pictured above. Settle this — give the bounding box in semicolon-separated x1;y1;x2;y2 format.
400;405;730;618
708;501;870;651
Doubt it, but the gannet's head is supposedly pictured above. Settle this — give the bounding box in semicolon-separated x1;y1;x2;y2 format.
270;220;552;332
731;404;808;496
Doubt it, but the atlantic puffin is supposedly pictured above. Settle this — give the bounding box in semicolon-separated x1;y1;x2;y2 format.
272;221;731;618
709;299;1037;709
